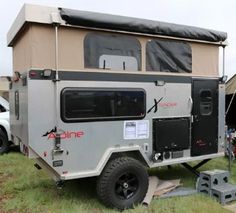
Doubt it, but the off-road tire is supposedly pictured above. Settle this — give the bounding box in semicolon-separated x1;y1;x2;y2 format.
97;156;148;210
0;129;9;155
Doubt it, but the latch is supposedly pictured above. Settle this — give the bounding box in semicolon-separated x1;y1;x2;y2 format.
52;133;64;160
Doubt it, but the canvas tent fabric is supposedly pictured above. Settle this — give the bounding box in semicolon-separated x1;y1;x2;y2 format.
8;4;222;76
60;8;227;42
11;25;220;76
226;75;236;128
84;33;142;70
226;74;236;95
146;39;192;73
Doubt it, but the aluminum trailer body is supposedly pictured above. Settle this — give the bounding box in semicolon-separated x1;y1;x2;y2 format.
8;4;227;210
10;70;226;178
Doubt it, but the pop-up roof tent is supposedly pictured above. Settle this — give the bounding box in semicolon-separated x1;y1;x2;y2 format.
226;74;236;128
7;4;227;76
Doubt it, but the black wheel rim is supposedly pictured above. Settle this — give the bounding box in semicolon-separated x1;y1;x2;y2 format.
115;172;139;200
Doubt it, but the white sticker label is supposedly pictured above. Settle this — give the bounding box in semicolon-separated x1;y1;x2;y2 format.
124;120;149;140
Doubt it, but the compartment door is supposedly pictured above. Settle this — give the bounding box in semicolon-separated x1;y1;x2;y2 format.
191;79;218;156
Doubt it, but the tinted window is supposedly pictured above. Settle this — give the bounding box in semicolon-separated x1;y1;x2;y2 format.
84;33;141;71
61;88;146;122
200;90;212;102
200;90;212;115
146;39;192;73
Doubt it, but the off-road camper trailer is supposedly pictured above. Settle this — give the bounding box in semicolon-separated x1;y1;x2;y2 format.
8;4;227;209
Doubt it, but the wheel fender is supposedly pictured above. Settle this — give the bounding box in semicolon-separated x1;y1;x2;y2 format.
96;146;150;176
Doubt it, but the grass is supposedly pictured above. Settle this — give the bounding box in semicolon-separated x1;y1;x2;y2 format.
0;151;234;213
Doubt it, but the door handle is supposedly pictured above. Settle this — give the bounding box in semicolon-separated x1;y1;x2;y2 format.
188;96;193;114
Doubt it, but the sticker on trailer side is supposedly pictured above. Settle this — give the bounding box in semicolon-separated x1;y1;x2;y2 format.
124;120;149;140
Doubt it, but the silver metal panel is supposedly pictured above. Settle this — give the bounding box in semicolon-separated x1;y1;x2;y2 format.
10;78;29;151
28;80;56;160
150;83;192;118
10;73;224;180
25;78;192;178
218;83;225;153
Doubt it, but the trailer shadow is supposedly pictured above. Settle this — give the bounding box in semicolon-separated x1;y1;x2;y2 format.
44;158;229;208
62;177;98;201
149;165;197;187
8;145;20;153
60;165;198;204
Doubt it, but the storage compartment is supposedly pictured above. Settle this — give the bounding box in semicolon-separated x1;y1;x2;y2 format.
153;118;190;153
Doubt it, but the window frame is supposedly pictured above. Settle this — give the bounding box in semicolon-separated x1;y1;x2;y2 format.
199;89;213;116
84;32;142;71
61;87;146;123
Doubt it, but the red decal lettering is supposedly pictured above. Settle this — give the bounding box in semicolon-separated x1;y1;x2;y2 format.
48;133;56;139
60;132;67;139
77;131;84;138
70;132;77;138
47;131;85;140
159;102;177;108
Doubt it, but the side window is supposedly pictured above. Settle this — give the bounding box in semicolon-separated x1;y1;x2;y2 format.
84;33;141;71
200;90;212;115
146;39;192;73
61;88;146;122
